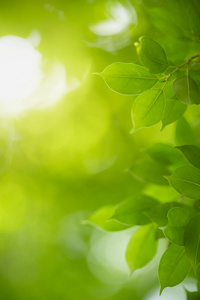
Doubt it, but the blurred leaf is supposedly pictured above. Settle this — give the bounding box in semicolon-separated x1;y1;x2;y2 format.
99;63;158;95
186;290;200;300
168;165;200;200
177;145;200;169
132;88;165;129
159;244;191;294
164;207;194;245
173;76;200;105
111;195;159;226
185;213;200;271
83;206;129;231
175;117;196;146
137;36;168;73
126;224;158;274
161;97;187;129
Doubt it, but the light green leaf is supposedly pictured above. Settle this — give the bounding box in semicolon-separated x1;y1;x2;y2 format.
137;36;168;73
99;63;158;95
132;88;165;130
164;207;194;246
146;202;181;227
173;75;200;105
126;224;158;274
177;145;200;169
161;97;187;129
167;165;200;200
111;195;159;226
83;206;129;231
159;244;191;294
184;213;200;271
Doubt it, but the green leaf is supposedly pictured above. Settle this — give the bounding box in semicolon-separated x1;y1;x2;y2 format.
99;63;158;95
83;206;129;231
173;75;200;105
159;244;191;294
167;165;200;200
146;202;181;227
132;88;165;130
111;195;159;226
161;97;187;129
184;213;200;271
126;224;158;274
177;145;200;169
137;36;168;73
164;207;194;246
175;117;196;146
186;290;200;300
148;143;185;166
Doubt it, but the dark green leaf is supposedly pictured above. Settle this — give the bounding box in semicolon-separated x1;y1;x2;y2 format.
164;207;194;245
137;36;168;73
168;165;200;200
126;224;158;274
173;76;200;105
99;63;158;95
159;244;191;294
184;213;200;271
111;195;159;226
177;145;200;169
186;290;200;300
132;88;165;130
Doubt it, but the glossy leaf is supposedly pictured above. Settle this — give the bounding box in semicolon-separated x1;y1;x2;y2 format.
167;165;200;200
83;206;129;231
132;88;165;130
173;75;200;105
184;213;200;271
164;207;194;245
111;195;159;226
146;202;181;227
161;97;187;129
99;63;158;95
159;244;191;294
137;36;168;73
177;145;200;169
126;224;158;274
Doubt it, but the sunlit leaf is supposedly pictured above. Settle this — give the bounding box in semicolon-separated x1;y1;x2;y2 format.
126;224;158;274
184;213;200;271
137;36;168;73
173;75;200;105
111;195;159;226
159;244;191;294
161;97;187;129
175;117;196;145
167;165;200;200
177;145;200;169
164;207;194;245
99;63;158;95
132;88;165;130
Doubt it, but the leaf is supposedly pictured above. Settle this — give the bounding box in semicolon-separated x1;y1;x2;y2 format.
177;145;200;169
161;97;187;129
99;63;158;95
137;36;168;73
126;224;158;274
111;195;159;226
164;207;194;246
167;165;200;200
159;244;191;294
148;143;185;166
175;117;196;146
132;88;165;130
186;290;200;300
173;75;200;105
184;213;200;271
83;206;129;231
146;202;181;227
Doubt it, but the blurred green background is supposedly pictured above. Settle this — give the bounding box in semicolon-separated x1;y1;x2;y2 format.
0;0;199;299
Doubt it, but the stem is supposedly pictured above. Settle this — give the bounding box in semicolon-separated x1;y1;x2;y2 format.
164;54;200;81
